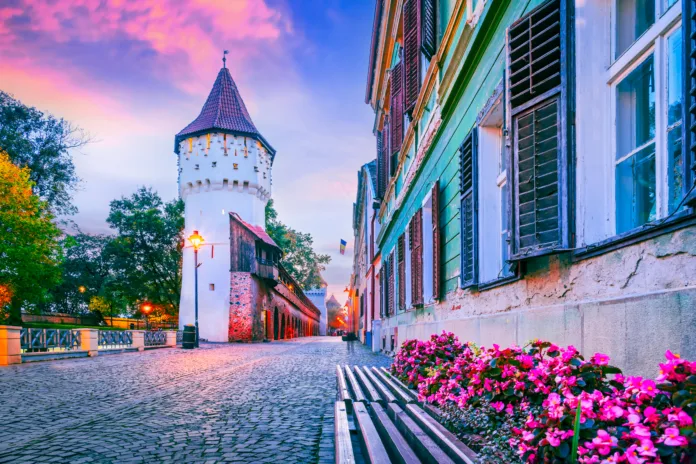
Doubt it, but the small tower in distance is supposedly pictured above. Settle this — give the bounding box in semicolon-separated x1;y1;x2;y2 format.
176;61;275;342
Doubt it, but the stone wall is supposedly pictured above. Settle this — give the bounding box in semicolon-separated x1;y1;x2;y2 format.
228;272;321;342
379;225;696;378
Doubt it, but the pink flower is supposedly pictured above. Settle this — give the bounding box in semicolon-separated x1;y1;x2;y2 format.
637;439;656;458
590;430;617;455
490;401;505;413
592;353;611;366
660;427;687;447
629;425;652;441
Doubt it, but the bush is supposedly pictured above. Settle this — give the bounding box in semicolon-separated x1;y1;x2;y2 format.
391;333;696;463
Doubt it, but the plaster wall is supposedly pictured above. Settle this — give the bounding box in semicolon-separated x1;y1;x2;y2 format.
306;288;328;335
178;132;272;341
379;226;696;378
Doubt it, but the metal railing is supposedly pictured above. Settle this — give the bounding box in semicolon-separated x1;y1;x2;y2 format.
20;328;81;353
144;331;167;347
98;330;132;349
176;330;183;344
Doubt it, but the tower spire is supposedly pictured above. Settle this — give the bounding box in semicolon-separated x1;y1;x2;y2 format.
222;50;229;69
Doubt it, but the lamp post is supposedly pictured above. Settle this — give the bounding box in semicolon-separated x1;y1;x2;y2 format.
188;230;204;348
141;302;152;330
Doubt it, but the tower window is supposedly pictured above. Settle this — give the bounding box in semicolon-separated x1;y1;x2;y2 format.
223;133;228;154
244;146;248;158
206;133;211;149
211;245;215;258
188;138;193;153
209;283;215;291
195;164;199;170
233;163;238;170
212;161;217;167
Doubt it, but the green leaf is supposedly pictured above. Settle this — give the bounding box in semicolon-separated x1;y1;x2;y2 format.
570;406;582;463
602;366;622;375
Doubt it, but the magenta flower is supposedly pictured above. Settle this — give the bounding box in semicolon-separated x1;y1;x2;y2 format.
591;353;611;366
660;427;687;447
590;430;618;455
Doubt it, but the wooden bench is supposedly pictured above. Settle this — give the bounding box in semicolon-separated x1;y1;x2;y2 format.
335;364;479;464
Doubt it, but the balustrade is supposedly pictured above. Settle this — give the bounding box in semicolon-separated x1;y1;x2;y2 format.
98;330;133;349
19;328;81;353
144;331;167;347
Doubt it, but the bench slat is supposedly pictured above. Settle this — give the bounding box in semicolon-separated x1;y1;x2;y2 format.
405;403;478;464
379;367;419;402
370;403;420;464
372;367;415;404
353;402;391;464
387;403;455;464
354;366;382;403
363;366;397;403
344;365;366;403
336;364;352;403
334;401;355;464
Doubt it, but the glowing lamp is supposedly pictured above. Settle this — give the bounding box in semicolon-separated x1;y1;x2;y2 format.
188;230;204;250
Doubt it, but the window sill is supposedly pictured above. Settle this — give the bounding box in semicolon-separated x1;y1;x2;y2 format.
476;273;521;292
572;210;696;262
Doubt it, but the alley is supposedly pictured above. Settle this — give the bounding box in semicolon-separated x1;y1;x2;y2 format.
0;338;390;464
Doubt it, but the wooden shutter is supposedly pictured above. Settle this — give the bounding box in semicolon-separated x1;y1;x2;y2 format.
685;0;696;207
460;129;478;288
377;130;387;199
379;268;385;317
508;0;572;259
432;181;441;299
409;209;424;306
397;234;406;310
391;61;405;154
387;253;395;315
403;0;436;114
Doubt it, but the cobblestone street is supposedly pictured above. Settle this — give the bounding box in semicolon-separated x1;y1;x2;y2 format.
0;337;390;464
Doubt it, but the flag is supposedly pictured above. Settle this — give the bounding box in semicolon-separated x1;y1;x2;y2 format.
339;239;347;255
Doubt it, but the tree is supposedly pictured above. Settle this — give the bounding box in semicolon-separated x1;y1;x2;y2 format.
106;187;184;316
265;200;331;290
0;151;62;325
0;91;89;215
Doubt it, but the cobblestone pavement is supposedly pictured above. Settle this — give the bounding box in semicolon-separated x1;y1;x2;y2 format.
0;337;390;464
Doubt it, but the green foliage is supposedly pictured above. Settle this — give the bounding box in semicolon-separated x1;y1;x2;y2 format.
0;91;89;215
106;187;184;316
265;200;330;290
0;151;62;324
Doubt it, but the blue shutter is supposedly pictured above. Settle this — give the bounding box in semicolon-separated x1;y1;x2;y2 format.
460;129;478;288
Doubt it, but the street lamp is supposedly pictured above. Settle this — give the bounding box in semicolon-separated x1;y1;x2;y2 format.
188;230;204;348
141;302;152;330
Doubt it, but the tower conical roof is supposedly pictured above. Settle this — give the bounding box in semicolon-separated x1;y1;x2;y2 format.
175;67;274;157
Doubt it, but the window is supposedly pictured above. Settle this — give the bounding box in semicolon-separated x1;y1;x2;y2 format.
188;138;193;153
616;0;656;57
206;133;211;149
409;210;423;306
397;235;406;310
223;133;228;154
233;163;238;170
460;129;478;287
477;89;515;284
610;1;684;235
212;161;217;168
209;284;215;291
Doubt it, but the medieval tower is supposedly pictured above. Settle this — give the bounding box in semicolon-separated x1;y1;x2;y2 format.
176;64;275;342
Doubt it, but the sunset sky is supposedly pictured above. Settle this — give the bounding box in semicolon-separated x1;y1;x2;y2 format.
0;0;377;300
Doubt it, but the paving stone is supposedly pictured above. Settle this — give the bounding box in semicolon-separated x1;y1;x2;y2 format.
0;338;389;463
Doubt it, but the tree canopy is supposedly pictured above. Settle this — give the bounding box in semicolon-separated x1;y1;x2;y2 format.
0;91;89;215
265;200;331;290
0;151;62;324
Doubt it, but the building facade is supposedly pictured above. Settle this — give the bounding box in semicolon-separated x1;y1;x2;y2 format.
305;286;329;335
177;64;320;342
362;0;696;377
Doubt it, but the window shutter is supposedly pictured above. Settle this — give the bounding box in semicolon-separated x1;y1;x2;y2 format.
376;129;387;199
387;253;395;316
685;0;696;206
397;234;406;310
508;0;572;259
379;268;385;317
391;61;405;155
431;181;441;299
403;0;436;114
460;129;478;288
410;209;423;306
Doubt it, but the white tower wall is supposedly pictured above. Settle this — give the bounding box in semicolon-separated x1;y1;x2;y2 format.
178;132;272;342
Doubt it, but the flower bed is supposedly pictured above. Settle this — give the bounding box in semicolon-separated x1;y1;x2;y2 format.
391;332;696;463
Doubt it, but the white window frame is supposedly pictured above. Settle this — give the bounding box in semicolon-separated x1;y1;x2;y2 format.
607;0;682;234
422;188;435;304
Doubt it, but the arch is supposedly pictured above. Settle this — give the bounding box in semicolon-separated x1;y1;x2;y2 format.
280;313;286;340
273;307;279;340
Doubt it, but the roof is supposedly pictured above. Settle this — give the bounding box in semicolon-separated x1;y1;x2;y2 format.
353;160;377;230
175;67;275;157
365;0;385;104
230;213;279;249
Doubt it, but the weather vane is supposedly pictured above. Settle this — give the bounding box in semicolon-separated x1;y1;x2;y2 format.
222;50;229;68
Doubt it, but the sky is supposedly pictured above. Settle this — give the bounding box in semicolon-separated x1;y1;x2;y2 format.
0;0;378;301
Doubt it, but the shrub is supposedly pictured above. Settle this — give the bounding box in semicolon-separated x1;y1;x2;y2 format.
392;332;696;463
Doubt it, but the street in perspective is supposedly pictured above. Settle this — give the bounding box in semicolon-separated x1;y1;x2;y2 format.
1;0;695;463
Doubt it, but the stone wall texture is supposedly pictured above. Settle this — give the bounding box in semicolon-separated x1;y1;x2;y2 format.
379;225;696;378
228;272;321;342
